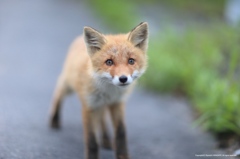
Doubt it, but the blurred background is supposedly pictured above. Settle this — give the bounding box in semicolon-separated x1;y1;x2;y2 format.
0;0;240;158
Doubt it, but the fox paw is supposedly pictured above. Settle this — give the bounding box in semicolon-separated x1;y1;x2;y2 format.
49;115;61;129
101;138;112;150
117;155;130;159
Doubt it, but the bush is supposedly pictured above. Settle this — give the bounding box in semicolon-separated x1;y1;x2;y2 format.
87;0;137;32
141;25;240;134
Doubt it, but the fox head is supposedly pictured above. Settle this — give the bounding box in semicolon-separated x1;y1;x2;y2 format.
84;22;148;87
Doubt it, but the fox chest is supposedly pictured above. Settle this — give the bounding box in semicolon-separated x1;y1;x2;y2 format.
86;85;126;109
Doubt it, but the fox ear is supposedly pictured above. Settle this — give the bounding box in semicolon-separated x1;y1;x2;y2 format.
128;22;149;51
84;27;106;55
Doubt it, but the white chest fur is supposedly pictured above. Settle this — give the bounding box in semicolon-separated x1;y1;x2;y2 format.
86;82;127;109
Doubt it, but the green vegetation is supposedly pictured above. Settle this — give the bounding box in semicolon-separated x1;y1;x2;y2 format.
87;0;240;135
156;0;226;17
142;26;240;134
87;0;137;32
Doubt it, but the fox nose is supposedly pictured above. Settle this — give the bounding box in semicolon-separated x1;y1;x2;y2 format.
119;75;128;83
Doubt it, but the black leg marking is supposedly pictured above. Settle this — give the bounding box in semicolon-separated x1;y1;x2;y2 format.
50;101;61;129
115;122;129;159
50;111;60;129
101;131;112;150
86;132;99;159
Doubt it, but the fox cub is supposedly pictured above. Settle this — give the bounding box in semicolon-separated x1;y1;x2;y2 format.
49;22;149;159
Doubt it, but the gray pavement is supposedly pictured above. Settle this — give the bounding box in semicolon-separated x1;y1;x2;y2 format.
0;0;225;159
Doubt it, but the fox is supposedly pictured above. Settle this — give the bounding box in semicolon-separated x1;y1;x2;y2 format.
49;22;149;159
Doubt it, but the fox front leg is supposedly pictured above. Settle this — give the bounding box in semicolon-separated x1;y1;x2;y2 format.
109;103;129;159
100;108;112;150
82;107;100;159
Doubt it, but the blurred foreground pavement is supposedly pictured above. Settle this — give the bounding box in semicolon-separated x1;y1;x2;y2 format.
0;0;225;158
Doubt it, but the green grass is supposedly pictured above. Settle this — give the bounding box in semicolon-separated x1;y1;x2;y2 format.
86;0;240;135
87;0;138;32
141;26;240;134
157;0;226;17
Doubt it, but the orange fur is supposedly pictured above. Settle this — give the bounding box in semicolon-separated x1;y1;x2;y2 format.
49;22;149;159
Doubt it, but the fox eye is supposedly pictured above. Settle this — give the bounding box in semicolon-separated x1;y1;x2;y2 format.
128;58;135;65
106;59;113;66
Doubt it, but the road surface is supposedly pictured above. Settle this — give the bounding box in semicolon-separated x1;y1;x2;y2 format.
0;0;224;158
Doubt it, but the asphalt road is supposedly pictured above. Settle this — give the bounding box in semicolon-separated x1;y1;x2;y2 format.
0;0;225;159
